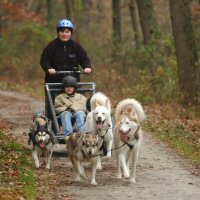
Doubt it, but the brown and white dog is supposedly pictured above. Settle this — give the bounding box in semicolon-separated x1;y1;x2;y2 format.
114;99;146;183
29;113;54;169
66;132;100;185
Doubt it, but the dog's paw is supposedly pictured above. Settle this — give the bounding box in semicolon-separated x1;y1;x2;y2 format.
75;175;82;182
96;163;102;170
45;165;50;169
117;173;122;179
129;177;136;183
124;173;130;179
35;162;40;169
80;173;86;180
106;152;112;158
103;155;111;160
91;179;97;185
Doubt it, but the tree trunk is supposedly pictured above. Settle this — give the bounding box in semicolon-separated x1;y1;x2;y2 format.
136;0;157;44
170;0;200;104
129;0;140;48
65;0;74;20
112;0;121;52
29;0;42;13
47;0;54;26
0;16;2;37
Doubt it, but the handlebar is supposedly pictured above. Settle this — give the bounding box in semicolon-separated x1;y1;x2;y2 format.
56;71;83;75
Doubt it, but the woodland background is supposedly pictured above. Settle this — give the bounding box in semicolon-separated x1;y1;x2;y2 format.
1;0;200;106
0;1;200;198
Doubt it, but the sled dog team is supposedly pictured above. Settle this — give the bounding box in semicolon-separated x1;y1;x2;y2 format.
30;92;146;185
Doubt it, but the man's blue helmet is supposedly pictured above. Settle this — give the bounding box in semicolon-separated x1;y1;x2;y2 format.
56;19;74;31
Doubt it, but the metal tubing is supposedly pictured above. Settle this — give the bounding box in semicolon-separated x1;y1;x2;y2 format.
45;84;60;135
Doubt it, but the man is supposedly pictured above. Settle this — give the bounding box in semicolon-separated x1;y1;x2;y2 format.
40;19;91;120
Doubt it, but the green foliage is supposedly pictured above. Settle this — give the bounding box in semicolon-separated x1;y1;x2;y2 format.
112;31;179;104
0;131;36;199
0;23;54;81
74;0;83;21
144;115;200;167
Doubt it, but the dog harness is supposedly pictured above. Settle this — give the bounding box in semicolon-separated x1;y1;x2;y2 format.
121;125;140;150
96;124;112;156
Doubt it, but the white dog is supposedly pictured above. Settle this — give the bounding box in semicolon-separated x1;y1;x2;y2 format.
114;99;146;183
85;92;113;165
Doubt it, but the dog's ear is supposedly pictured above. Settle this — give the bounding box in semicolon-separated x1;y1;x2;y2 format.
105;99;109;109
120;109;124;116
82;134;88;145
92;134;98;142
94;100;100;109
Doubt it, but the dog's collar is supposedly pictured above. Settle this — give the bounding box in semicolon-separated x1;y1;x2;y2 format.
125;142;134;150
121;125;140;139
121;125;140;150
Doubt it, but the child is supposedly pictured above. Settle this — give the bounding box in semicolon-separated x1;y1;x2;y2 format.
54;76;87;140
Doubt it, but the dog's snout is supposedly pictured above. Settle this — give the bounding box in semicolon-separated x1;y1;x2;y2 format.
98;116;101;121
89;149;92;155
86;148;92;157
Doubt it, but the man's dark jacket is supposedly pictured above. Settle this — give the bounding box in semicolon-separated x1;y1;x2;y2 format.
40;38;91;83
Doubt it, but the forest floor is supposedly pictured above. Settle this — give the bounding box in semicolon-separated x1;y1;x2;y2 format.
0;89;200;200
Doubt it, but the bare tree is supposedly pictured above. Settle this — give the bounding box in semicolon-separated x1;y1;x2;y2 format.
129;0;140;48
47;0;54;25
170;0;200;104
65;0;74;20
136;0;157;44
112;0;121;51
28;0;42;13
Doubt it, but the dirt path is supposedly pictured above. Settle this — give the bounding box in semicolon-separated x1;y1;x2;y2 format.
0;90;200;200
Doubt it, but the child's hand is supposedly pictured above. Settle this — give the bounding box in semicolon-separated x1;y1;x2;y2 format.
66;107;75;113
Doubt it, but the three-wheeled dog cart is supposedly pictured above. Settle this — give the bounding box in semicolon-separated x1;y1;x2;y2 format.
45;71;96;143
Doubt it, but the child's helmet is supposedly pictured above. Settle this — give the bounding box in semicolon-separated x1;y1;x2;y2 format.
62;76;77;88
56;19;74;31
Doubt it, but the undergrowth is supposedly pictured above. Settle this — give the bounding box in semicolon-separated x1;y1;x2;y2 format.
143;104;200;170
0;130;36;200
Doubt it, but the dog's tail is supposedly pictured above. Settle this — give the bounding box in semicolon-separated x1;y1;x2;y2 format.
90;92;111;112
115;99;146;122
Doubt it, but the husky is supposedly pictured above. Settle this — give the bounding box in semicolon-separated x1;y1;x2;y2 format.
114;99;146;183
28;111;54;169
66;132;100;185
85;92;113;167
